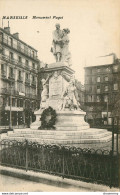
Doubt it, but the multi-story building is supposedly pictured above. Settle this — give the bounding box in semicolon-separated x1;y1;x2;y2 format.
0;26;40;128
84;56;120;127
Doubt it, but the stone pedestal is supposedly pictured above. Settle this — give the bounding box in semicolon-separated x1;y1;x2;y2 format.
39;62;75;110
31;110;89;130
31;62;88;131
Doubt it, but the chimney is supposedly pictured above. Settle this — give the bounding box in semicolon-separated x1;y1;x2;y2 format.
13;33;19;39
4;27;10;34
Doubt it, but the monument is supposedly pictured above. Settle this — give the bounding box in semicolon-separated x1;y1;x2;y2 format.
30;24;112;147
31;23;89;132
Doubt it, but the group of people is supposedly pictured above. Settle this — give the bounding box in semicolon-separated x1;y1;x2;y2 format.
51;23;72;66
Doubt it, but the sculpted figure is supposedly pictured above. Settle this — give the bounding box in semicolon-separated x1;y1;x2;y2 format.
60;78;80;110
40;76;49;109
51;23;63;62
61;28;72;66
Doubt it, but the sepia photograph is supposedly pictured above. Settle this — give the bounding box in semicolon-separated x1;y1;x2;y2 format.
0;0;120;192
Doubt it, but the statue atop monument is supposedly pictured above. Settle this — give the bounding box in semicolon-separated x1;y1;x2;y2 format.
51;23;72;66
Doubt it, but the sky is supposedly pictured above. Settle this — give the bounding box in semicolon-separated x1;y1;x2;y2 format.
0;0;120;83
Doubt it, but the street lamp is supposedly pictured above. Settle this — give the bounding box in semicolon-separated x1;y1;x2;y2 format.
107;99;109;126
9;81;12;130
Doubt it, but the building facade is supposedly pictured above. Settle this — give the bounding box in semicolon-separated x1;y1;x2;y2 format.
0;27;40;128
84;58;120;127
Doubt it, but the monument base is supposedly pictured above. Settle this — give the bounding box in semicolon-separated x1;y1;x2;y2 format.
30;110;89;130
4;128;112;150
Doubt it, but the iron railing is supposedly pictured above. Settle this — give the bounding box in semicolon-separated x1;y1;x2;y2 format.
0;139;119;188
2;38;38;60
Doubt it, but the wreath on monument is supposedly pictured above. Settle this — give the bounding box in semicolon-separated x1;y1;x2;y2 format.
38;106;57;130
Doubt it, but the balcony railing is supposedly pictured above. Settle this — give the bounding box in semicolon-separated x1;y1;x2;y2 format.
31;80;36;86
17;76;23;82
25;93;37;99
1;70;7;78
1;54;31;70
1;88;10;95
8;73;15;80
2;38;38;60
25;78;30;84
0;88;19;96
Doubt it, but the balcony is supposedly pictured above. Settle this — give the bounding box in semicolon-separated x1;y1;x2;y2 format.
1;54;30;71
1;70;7;78
1;88;10;95
25;78;30;85
31;67;37;73
25;93;37;99
2;38;38;61
0;88;19;96
31;80;36;86
1;54;9;62
8;73;15;81
17;76;23;82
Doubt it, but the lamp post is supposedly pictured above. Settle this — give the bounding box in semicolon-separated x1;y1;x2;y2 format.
9;81;12;130
107;99;109;126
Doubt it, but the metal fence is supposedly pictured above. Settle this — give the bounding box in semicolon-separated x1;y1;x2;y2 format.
0;139;119;188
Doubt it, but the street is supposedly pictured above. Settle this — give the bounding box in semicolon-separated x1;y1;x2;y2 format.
0;174;89;192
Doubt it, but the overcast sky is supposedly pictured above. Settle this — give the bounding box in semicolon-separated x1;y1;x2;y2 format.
0;0;120;83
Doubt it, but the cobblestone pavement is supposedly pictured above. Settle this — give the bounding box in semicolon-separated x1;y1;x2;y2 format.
0;174;89;192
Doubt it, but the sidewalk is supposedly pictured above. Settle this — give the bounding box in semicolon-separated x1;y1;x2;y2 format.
0;165;119;192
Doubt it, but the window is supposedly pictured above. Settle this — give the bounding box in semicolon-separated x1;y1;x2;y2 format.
113;65;118;72
32;51;35;58
17;99;19;107
26;73;28;79
1;64;4;72
105;76;108;82
88;95;93;102
9;52;13;59
18;56;22;62
97;68;100;73
106;67;110;72
18;71;21;80
24;46;28;54
12;98;16;107
97;86;100;93
96;96;101;102
25;60;29;66
97;76;100;82
104;95;108;102
20;99;23;107
32;101;34;108
17;42;21;50
18;83;23;93
8;97;10;106
32;75;35;82
9;67;13;76
104;85;108;92
9;37;13;47
113;83;118;91
32;63;35;69
26;73;29;79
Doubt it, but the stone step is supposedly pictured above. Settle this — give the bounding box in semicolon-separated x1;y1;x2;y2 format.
13;128;108;135
1;135;113;151
55;126;89;131
5;134;112;143
8;131;111;140
0;133;8;139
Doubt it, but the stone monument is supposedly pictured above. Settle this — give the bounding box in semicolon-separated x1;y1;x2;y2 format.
30;24;112;147
31;23;89;132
